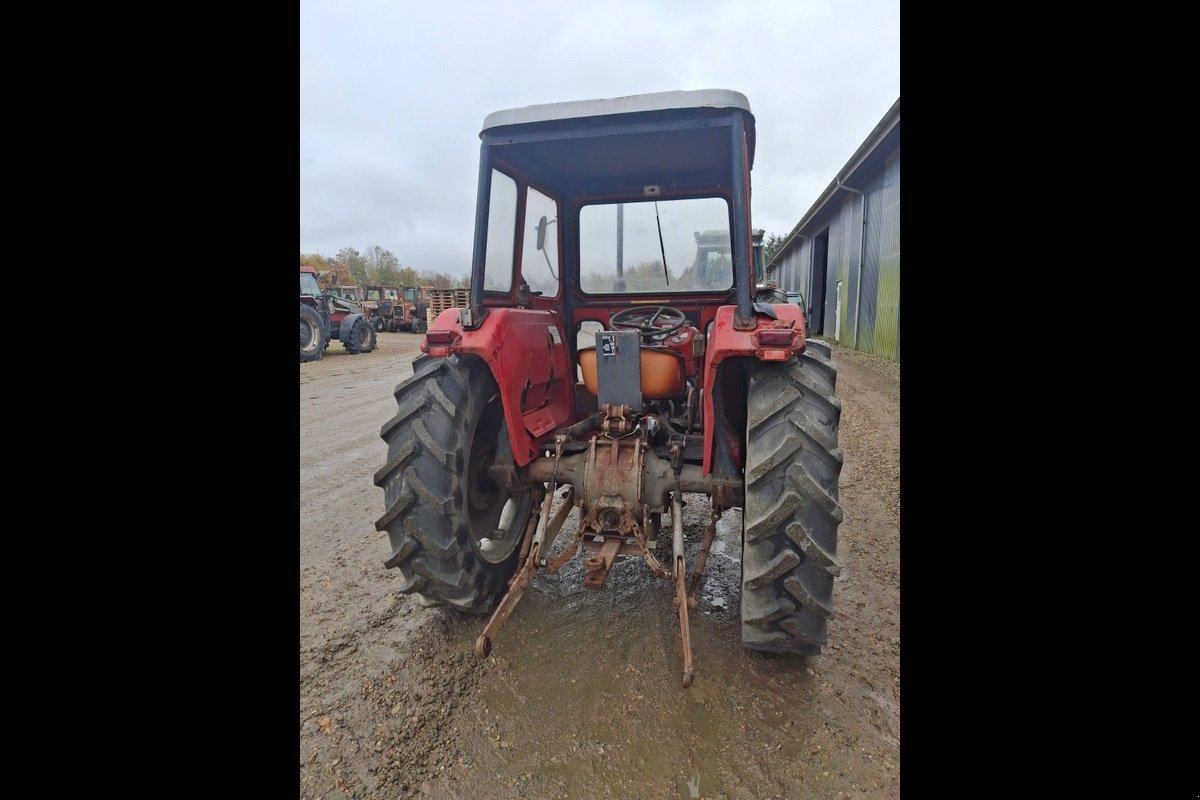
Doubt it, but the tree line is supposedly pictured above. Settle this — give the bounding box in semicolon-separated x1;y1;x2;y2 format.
302;235;784;292
300;246;470;290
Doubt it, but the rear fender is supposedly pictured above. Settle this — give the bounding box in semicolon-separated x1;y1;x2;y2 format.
422;307;572;465
700;303;807;474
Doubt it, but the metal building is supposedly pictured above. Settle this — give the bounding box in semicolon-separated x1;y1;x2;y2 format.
765;98;900;362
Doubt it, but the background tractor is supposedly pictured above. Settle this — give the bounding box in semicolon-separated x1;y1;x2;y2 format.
401;286;433;333
361;286;428;333
374;90;842;686
363;286;400;332
300;265;377;362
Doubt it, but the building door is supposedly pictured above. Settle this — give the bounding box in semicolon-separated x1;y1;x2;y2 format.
811;231;829;334
834;280;843;341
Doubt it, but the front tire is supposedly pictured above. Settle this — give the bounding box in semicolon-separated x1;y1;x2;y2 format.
299;304;326;363
741;348;844;655
344;317;377;353
374;355;536;612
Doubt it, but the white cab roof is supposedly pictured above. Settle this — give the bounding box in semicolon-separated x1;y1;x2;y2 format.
482;89;752;132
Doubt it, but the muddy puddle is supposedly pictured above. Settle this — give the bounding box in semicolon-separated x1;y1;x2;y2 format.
432;495;832;800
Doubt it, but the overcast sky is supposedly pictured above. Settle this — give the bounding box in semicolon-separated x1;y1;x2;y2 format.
300;0;899;280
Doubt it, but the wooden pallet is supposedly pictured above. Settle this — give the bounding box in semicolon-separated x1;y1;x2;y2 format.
425;288;471;327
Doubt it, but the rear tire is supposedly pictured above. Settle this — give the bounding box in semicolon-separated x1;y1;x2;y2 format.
344;317;377;353
741;349;843;655
374;355;536;612
299;304;326;363
804;338;832;360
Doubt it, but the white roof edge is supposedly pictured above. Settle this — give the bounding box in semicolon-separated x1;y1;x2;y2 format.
482;89;752;132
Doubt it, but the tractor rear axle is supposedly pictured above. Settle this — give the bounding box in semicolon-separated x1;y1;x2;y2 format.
474;413;729;686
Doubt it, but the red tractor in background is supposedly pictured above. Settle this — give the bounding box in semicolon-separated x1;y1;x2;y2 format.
373;90;842;686
361;286;398;332
363;286;427;333
401;286;432;332
300;265;377;362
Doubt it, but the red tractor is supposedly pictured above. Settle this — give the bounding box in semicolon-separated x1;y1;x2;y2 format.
300;265;377;362
363;285;427;333
401;286;433;333
373;90;842;686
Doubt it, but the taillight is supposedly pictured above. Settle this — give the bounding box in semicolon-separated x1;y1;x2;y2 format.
426;330;457;345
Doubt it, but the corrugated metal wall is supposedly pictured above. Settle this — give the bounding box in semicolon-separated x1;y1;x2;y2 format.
867;153;900;361
776;239;811;309
775;246;794;294
859;184;880;351
827;202;856;345
771;117;899;362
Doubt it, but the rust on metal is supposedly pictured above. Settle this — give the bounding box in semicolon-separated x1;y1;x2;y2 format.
711;480;741;510
583;503;666;578
540;485;576;557
625;507;667;578
686;510;720;608
487;462;522;494
676;555;694;687
476;405;702;684
525;448;740;504
546;503;599;572
643;507;659;548
510;487;545;587
670;492;695;687
582;535;623;590
476;540;541;658
478;464;562;657
600;403;635;436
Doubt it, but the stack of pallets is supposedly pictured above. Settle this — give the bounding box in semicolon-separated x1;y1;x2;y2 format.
426;288;471;328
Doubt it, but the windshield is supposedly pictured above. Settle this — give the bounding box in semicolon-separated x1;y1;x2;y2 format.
579;197;732;294
300;272;322;296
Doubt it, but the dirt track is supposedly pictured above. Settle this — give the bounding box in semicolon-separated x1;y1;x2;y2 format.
300;332;899;799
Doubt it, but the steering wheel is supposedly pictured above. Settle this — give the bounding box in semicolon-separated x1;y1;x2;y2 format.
609;306;688;340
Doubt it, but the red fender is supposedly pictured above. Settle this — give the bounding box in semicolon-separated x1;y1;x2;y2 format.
700;304;807;474
421;308;573;465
